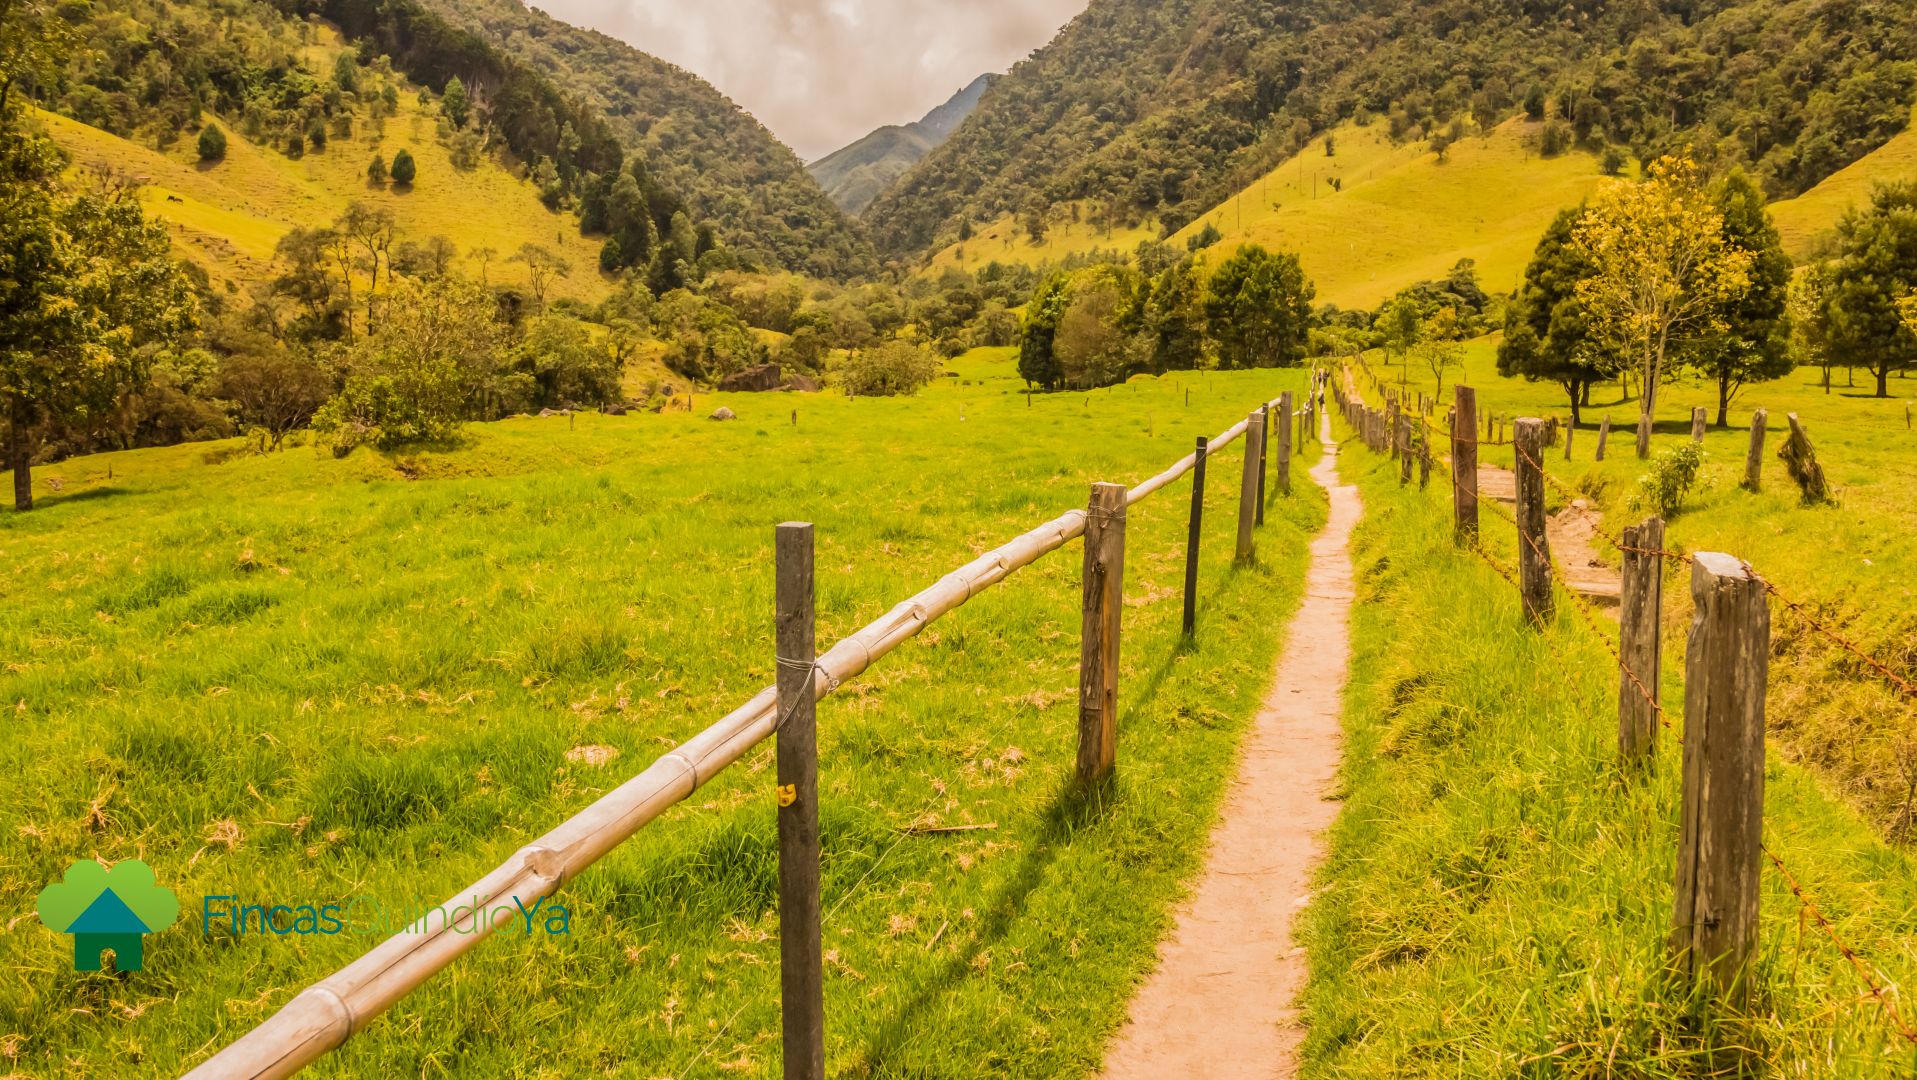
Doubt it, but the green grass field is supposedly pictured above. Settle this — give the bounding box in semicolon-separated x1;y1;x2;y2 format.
924;201;1163;276
1769;104;1917;260
1299;426;1917;1075
36;26;611;306
1354;344;1917;838
0;351;1327;1077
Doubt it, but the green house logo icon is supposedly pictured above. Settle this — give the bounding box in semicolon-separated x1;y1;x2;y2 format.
35;860;179;972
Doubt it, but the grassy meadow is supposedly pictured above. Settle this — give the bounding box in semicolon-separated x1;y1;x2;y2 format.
1299;425;1917;1075
0;351;1326;1077
1355;344;1917;837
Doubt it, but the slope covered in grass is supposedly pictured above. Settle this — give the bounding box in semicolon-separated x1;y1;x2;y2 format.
1770;104;1917;260
1300;431;1917;1075
37;82;611;305
0;355;1326;1077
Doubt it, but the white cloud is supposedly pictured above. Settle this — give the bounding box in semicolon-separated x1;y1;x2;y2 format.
532;0;1087;161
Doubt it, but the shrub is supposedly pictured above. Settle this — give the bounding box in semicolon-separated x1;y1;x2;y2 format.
390;148;416;185
197;124;226;163
1629;443;1705;516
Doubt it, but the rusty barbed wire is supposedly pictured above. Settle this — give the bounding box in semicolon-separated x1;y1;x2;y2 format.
1762;842;1917;1045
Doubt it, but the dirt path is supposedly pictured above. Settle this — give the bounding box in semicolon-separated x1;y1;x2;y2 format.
1100;409;1358;1080
1475;463;1622;613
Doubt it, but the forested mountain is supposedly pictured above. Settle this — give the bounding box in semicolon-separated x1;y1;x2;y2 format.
865;0;1917;259
809;75;993;215
416;0;877;279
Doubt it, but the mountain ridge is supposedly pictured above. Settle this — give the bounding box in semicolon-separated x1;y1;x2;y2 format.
809;75;993;216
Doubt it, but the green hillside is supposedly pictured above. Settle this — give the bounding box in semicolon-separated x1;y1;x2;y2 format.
420;0;877;279
866;0;1917;260
1770;104;1917;260
810;76;993;216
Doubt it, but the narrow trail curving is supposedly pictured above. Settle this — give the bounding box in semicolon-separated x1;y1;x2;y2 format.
1099;408;1359;1080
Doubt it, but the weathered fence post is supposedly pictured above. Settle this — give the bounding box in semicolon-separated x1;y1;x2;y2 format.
1236;412;1264;563
1671;553;1769;1002
1078;483;1128;783
1277;391;1293;496
1780;413;1830;502
1595;415;1611;461
1453;385;1479;543
1692;407;1708;443
1255;406;1269;526
1618;517;1665;769
1183;437;1206;638
1398;414;1412;485
775;522;824;1080
1418;430;1431;489
1515;418;1554;627
1743;409;1768;491
1563;419;1575;460
1388;399;1402;462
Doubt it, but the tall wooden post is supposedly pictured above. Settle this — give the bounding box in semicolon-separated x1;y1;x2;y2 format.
1692;407;1708;443
1078;482;1128;783
1514;418;1554;627
1388;400;1401;461
1671;553;1769;1002
1255;406;1269;525
775;523;823;1080
1743;409;1768;491
1618;517;1665;769
1183;438;1206;638
1398;414;1412;485
1563;420;1575;460
1276;391;1293;496
1595;415;1611;461
1236;412;1264;563
1452;386;1479;543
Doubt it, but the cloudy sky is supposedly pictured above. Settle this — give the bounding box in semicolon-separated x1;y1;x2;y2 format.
535;0;1089;162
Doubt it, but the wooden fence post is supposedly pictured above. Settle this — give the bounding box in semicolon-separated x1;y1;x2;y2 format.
775;522;824;1080
1692;407;1708;443
1743;409;1768;491
1618;517;1665;769
1236;412;1263;563
1563;419;1575;460
1453;386;1479;543
1078;482;1128;783
1418;429;1431;489
1256;406;1269;525
1671;553;1769;1002
1595;415;1611;461
1183;437;1206;638
1515;418;1554;627
1277;391;1293;496
1388;400;1402;461
1398;414;1412;485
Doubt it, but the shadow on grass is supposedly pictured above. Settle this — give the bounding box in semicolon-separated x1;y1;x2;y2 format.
854;776;1117;1071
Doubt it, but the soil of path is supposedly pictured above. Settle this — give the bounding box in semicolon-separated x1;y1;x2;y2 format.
1099;410;1359;1079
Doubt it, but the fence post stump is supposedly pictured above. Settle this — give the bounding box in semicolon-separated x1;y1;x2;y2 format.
1743;409;1768;491
1453;386;1479;544
1596;415;1611;461
1692;407;1708;443
1256;406;1269;525
1277;391;1294;496
775;522;824;1080
1236;412;1263;563
1183;438;1207;637
1564;419;1575;460
1515;418;1554;627
1618;517;1665;769
1078;482;1128;783
1671;553;1769;1002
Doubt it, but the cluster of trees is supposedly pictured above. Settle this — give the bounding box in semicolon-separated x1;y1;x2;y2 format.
865;0;1917;260
1500;159;1917;458
1017;244;1314;391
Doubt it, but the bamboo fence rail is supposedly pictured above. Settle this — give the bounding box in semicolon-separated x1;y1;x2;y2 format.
183;390;1294;1080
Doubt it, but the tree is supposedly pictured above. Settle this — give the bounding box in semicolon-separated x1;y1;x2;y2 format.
1499;206;1607;424
1018;273;1070;390
1415;308;1466;402
1143;258;1207;372
1682;171;1794;426
442;75;470;128
1378;293;1422;368
389;148;415;186
1203;245;1315;369
1574;156;1753;457
338;202;397;335
1821;181;1917;398
197;124;226;163
1899;290;1917;339
367;154;386;185
2;134;196;509
1054;279;1132;389
517;316;621;409
841;342;939;397
1788;265;1837;394
512;243;570;313
216;344;331;449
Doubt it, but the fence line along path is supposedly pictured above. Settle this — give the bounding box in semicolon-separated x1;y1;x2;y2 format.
1101;404;1357;1079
